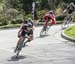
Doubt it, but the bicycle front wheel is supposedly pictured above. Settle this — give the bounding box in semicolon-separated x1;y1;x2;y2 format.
15;40;24;57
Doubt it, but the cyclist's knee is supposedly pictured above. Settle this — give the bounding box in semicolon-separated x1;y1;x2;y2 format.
19;36;25;41
28;35;33;42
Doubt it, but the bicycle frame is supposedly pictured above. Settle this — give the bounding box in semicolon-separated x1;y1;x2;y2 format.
62;13;74;29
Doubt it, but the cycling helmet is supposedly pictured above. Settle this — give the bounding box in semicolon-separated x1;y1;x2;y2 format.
22;24;29;29
49;10;53;14
28;23;32;27
23;24;28;27
70;2;74;6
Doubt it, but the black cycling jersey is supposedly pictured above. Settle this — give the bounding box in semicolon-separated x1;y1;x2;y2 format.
21;24;28;30
20;23;33;37
21;29;33;37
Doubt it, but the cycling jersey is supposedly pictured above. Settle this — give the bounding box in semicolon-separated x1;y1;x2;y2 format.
42;13;56;25
20;21;33;37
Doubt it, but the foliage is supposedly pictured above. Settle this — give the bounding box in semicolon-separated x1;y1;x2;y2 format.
56;15;65;21
37;10;46;19
0;15;8;26
0;24;20;29
0;0;75;27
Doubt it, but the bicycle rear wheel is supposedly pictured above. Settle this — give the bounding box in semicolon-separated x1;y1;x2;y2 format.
40;27;44;37
62;14;73;29
40;25;48;37
62;16;69;29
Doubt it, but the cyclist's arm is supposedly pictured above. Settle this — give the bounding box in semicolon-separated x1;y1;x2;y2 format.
63;9;68;15
42;15;47;22
18;23;23;34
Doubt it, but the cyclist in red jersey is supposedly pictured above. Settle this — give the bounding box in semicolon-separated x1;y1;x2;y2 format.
42;10;56;26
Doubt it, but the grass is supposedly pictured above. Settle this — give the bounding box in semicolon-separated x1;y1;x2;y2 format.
64;25;75;38
0;24;21;29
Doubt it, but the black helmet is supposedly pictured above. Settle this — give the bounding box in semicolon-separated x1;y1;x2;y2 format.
70;2;74;6
22;24;28;29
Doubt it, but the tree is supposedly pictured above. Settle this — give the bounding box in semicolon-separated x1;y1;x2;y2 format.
23;0;33;14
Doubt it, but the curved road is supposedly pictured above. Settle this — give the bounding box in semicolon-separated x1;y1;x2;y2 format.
0;25;75;64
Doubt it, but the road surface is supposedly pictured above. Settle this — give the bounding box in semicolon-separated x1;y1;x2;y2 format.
0;25;75;64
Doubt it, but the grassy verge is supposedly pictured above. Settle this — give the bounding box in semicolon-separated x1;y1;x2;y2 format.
64;25;75;38
0;21;63;29
0;24;21;29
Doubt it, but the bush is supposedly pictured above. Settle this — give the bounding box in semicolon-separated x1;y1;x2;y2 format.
56;15;65;21
16;19;23;24
11;19;23;24
0;24;21;29
0;16;8;26
0;20;8;26
37;10;46;19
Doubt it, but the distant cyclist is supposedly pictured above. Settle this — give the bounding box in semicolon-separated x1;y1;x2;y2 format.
64;3;75;14
42;10;56;28
62;3;75;28
63;2;75;21
40;10;56;36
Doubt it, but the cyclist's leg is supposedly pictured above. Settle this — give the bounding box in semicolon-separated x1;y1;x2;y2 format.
63;14;69;26
48;20;52;26
71;12;75;23
23;30;33;47
66;13;73;26
40;21;48;36
45;21;51;32
44;21;48;31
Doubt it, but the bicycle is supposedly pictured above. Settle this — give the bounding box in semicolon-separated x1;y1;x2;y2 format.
40;18;51;37
61;12;74;29
14;36;29;58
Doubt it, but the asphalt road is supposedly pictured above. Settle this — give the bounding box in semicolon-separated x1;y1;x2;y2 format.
0;25;75;64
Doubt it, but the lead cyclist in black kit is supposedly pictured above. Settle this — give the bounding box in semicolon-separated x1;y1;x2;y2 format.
62;2;75;29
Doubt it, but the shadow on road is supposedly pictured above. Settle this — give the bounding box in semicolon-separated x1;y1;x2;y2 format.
8;55;26;61
36;34;50;39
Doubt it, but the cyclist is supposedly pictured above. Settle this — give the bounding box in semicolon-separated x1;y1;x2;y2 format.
63;2;75;22
23;19;33;46
64;3;75;14
42;10;56;29
14;20;33;53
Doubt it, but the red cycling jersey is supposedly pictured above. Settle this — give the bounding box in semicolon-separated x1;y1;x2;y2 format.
42;13;56;25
